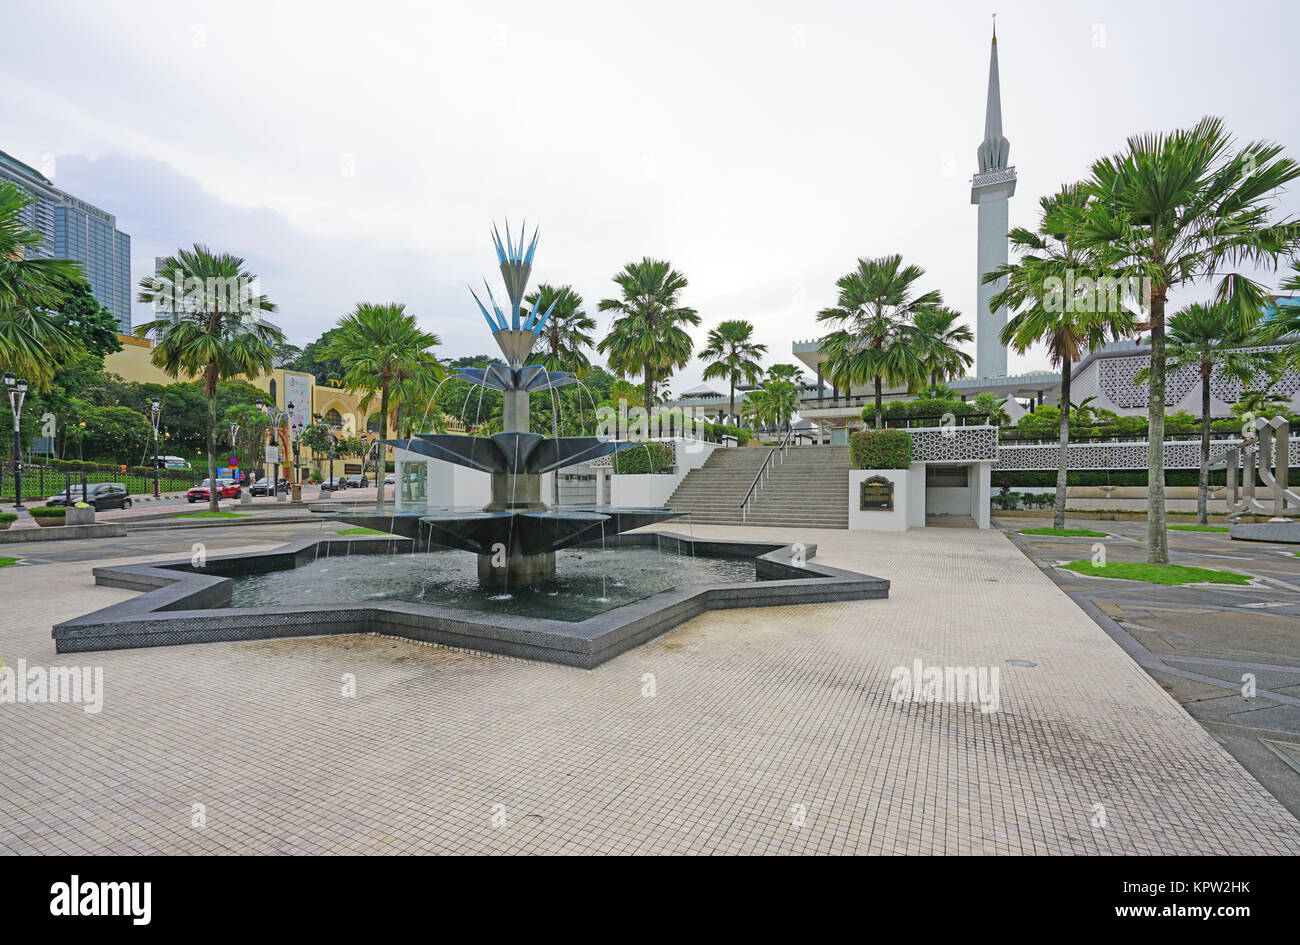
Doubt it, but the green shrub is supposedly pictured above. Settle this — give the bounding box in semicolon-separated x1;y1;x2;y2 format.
612;441;672;474
849;429;912;469
0;513;16;524
700;422;751;446
30;506;67;518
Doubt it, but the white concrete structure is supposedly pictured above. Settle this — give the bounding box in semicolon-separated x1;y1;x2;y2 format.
850;461;992;532
971;25;1015;380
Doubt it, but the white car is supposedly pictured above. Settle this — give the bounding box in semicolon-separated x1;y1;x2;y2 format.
384;474;395;485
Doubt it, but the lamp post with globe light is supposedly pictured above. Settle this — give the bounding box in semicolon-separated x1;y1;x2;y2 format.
4;373;29;509
150;397;162;497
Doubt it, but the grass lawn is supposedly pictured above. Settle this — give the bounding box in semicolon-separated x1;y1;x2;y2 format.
1019;527;1109;538
1168;525;1230;533
173;511;251;519
0;557;18;567
1060;560;1251;586
336;527;388;536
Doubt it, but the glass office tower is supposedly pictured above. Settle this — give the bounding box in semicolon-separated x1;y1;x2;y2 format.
0;149;133;330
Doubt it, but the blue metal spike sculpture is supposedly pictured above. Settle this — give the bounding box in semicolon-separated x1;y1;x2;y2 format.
340;221;680;589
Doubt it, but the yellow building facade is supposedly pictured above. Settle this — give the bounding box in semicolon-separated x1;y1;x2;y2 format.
105;333;375;474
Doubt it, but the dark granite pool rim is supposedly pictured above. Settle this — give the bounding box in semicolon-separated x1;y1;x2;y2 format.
53;532;889;668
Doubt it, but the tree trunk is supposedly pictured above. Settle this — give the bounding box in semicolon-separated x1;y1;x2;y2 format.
643;366;655;424
205;366;219;514
873;376;883;428
729;376;736;424
1053;361;1072;529
376;382;389;508
1198;365;1211;525
1146;289;1169;564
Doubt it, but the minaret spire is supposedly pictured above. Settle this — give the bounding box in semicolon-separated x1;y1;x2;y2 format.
977;17;1010;172
971;16;1016;379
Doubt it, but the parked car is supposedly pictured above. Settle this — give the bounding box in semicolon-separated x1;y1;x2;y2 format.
384;473;395;486
157;455;192;470
346;474;370;488
45;482;133;511
186;478;241;503
249;476;290;496
320;477;349;491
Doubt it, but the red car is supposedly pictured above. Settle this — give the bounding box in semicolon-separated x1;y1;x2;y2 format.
186;478;242;503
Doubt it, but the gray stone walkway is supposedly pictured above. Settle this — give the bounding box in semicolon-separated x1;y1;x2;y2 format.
2;524;1298;854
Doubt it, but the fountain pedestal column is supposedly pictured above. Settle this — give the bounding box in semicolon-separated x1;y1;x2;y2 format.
477;467;557;587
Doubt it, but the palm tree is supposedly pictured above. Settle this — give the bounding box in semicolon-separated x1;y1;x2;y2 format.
597;258;700;413
0;182;85;388
816;254;937;428
699;319;767;421
136;244;281;512
912;307;973;387
1261;259;1300;368
523;283;596;438
1069;116;1300;564
1135;303;1270;524
743;368;800;434
389;349;446;438
989;187;1135;530
322;303;441;508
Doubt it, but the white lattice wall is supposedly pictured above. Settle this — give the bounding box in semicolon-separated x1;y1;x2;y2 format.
994;439;1300;471
1079;345;1300;415
907;427;999;463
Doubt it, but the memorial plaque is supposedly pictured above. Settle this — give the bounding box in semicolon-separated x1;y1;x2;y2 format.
859;475;894;511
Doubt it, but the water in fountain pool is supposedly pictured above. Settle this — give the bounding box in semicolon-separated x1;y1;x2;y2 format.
228;547;755;621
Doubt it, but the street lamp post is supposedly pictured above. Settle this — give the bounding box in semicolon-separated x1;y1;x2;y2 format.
150;397;161;498
4;374;29;510
288;416;304;500
256;400;287;498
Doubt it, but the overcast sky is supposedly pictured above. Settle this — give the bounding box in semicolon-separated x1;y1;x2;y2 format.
3;0;1298;391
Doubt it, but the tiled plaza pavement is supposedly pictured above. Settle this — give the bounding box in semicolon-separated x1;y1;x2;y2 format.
998;516;1300;820
2;523;1299;855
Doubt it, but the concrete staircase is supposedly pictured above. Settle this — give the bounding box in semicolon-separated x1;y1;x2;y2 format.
666;445;850;528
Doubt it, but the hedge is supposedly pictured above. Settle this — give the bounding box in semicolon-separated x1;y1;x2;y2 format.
29;506;67;518
612;441;673;474
849;429;912;469
998;470;1246;488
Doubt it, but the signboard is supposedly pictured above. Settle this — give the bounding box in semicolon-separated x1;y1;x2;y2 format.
284;372;312;433
265;445;280;465
343;463;362;475
859;475;894;511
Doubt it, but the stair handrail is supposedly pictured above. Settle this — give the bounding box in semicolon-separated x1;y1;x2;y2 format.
740;425;795;521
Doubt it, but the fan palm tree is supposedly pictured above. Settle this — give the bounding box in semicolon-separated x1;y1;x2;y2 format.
989;186;1135;530
1134;303;1271;523
912;307;973;387
816;254;937;428
389;350;446;439
743;368;800;433
597;258;700;413
0;182;85;388
322;303;441;508
1068;116;1300;564
136;244;281;512
523;283;596;439
699;319;767;421
1260;259;1300;368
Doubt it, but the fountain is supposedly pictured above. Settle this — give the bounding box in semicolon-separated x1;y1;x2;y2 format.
51;222;890;667
336;221;679;587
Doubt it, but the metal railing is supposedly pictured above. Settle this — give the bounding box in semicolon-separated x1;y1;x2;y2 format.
740;426;794;521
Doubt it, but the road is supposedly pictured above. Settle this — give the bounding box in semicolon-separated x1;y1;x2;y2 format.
1000;515;1300;819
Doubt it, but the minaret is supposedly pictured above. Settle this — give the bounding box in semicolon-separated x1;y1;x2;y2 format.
971;20;1015;378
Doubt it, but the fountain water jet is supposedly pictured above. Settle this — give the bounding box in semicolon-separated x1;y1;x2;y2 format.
339;222;679;587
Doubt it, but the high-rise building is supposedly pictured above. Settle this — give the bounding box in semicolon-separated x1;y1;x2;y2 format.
970;24;1015;379
0;149;133;330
